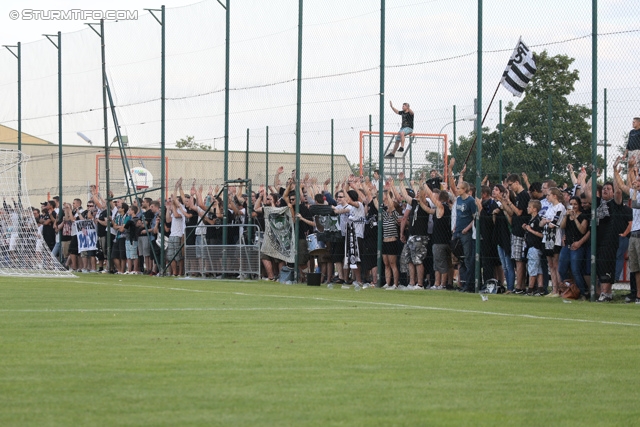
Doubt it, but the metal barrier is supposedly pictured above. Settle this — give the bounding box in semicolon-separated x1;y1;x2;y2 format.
184;223;261;278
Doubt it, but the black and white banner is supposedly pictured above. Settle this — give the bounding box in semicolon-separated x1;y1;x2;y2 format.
76;220;97;252
501;37;536;97
262;206;295;263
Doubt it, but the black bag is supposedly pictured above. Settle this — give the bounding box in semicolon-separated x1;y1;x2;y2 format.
450;237;464;260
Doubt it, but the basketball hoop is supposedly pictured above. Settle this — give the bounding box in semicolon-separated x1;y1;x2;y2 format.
127;167;154;190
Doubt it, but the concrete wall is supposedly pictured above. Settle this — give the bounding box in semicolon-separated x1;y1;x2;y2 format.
0;142;354;205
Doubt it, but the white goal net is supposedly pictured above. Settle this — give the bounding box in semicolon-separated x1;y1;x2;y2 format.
0;150;75;278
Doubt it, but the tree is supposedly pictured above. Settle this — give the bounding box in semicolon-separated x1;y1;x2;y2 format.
455;51;603;186
176;135;211;150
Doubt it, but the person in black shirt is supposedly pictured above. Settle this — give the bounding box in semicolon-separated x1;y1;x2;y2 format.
558;196;590;298
585;181;624;302
476;186;499;286
386;101;414;157
38;201;56;251
523;200;544;295
492;185;515;291
399;185;432;289
426;169;443;191
288;190;313;277
501;174;531;294
624;117;640;165
138;198;156;274
423;185;451;289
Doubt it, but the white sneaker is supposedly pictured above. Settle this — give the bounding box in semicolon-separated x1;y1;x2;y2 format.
435;285;444;290
362;283;372;289
341;284;351;289
353;282;362;291
385;285;397;290
407;284;415;290
382;284;390;289
413;285;424;290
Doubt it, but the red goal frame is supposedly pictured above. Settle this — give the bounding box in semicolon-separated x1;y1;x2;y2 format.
359;131;449;177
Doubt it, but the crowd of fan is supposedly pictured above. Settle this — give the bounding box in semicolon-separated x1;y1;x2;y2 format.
29;157;640;303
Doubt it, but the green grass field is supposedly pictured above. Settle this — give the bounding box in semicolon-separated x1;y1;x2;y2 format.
1;275;639;426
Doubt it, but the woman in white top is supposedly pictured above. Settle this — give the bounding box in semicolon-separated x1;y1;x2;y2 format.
333;189;365;286
540;187;566;296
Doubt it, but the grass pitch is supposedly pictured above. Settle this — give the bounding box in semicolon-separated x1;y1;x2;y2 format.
1;275;639;426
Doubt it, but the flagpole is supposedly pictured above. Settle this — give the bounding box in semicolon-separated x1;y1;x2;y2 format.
462;80;501;166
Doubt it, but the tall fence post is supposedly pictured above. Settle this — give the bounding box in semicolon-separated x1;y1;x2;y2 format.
44;32;63;261
245;128;250;181
604;87;608;181
376;0;385;287
474;0;483;293
590;0;598;302
142;5;168;273
548;94;553;176
452;105;457;161
498;99;503;180
294;0;303;282
368;114;372;179
265;126;269;188
331;119;334;191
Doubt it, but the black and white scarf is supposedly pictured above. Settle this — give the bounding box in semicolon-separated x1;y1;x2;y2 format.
344;222;360;269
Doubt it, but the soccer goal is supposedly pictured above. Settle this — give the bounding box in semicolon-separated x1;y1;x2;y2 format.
0;150;75;278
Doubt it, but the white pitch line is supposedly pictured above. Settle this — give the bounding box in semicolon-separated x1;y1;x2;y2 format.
0;306;400;313
62;279;640;328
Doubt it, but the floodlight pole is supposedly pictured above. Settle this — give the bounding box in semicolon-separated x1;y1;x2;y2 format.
376;0;385;287
44;32;63;261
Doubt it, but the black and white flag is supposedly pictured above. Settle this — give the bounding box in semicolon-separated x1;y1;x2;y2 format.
261;206;295;263
501;37;536;97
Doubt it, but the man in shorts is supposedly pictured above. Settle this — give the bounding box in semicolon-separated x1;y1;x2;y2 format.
399;186;430;289
501;174;531;294
386;101;414;157
166;194;186;276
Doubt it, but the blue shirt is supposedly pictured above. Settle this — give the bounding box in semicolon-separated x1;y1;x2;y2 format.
455;196;477;231
627;128;640;151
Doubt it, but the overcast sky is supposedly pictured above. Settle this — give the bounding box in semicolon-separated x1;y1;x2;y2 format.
0;0;637;172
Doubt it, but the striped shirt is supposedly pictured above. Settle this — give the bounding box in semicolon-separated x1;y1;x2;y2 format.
382;208;400;239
